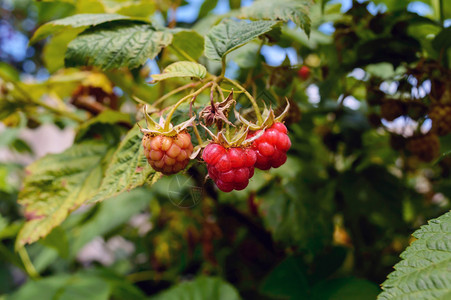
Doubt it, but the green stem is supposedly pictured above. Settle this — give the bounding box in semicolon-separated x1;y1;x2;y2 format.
439;0;444;27
11;81;84;123
127;270;174;283
215;84;225;101
218;57;227;82
164;82;213;131
18;247;39;279
193;124;203;145
152;82;200;108
223;77;263;124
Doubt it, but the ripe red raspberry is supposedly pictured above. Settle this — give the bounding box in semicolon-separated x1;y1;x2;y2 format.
142;132;193;175
249;122;291;170
202;144;256;192
429;104;451;136
298;65;310;80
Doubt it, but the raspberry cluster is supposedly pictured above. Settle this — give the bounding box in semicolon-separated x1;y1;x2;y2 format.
202;144;256;192
406;133;440;162
429;104;451;136
142;132;193;175
248;122;292;170
201;122;292;192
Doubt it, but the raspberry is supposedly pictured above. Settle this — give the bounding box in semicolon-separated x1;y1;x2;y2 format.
202;144;256;192
380;100;406;121
406;133;440;162
249;122;291;170
142;132;193;175
298;65;310;80
429;104;451;136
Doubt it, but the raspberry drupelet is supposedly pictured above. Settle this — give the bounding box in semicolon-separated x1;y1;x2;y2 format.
142;132;193;175
202;143;257;192
249;122;291;170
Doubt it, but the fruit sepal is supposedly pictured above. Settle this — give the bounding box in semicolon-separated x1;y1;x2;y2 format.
201;124;264;148
235;98;290;131
139;105;195;136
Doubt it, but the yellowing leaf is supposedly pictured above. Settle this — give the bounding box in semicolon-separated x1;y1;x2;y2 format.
16;140;117;248
151;61;207;82
30;13;130;44
89;124;159;204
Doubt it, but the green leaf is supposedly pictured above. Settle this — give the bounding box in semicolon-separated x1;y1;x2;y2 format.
379;211;451;300
0;62;20;81
40;226;69;258
43;30;83;73
69;188;151;256
198;0;219;19
313;277;380;300
151;61;207;82
65;21;173;70
231;42;261;69
171;30;205;61
16;139;117;248
75;110;131;142
151;276;241;300
239;0;312;36
432;27;451;52
258;177;335;252
229;0;241;10
30;13;130;44
6;273;110;300
204;19;277;61
89;124;159;204
105;1;156;19
260;256;309;299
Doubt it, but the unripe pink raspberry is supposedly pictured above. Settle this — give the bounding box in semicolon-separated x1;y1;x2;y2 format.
249;122;291;170
142;132;193;175
202;143;256;192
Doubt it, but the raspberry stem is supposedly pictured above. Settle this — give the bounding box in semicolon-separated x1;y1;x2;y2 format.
164;82;214;131
8;79;84;122
223;77;263;124
152;82;200;108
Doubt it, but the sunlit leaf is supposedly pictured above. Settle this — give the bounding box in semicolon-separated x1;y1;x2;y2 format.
0;62;20;81
171;30;205;61
102;0;156;18
65;21;172;70
43;31;83;73
30;13;130;44
198;0;219;19
151;61;207;82
205;19;277;61
239;0;312;35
